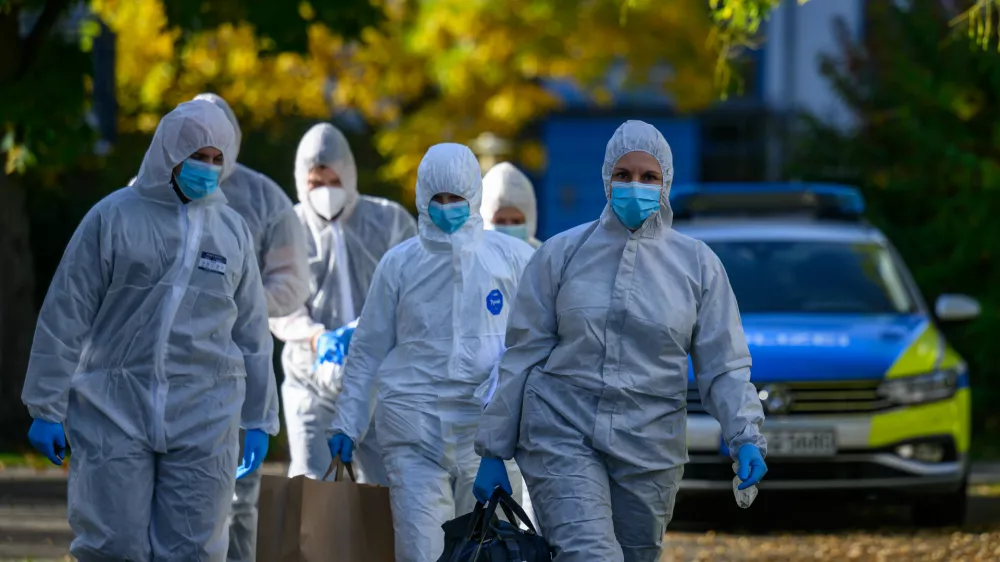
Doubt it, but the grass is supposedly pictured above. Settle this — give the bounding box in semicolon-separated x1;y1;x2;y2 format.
0;452;70;471
971;436;1000;461
0;558;72;562
970;482;1000;497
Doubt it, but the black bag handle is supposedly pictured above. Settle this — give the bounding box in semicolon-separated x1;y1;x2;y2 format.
464;502;488;538
467;487;540;562
484;487;539;535
469;491;504;562
321;455;357;482
463;497;504;540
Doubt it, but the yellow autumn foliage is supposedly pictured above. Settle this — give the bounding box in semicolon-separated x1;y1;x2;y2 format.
90;0;333;134
89;0;780;192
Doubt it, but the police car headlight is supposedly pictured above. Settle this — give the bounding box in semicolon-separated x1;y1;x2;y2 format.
877;370;959;405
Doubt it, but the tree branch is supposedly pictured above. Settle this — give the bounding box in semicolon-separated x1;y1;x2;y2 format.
16;0;73;80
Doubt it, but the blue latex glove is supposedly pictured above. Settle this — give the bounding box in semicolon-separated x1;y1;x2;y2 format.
315;324;356;367
28;419;66;466
333;323;356;356
736;444;768;490
328;433;354;463
473;457;513;504
236;429;269;480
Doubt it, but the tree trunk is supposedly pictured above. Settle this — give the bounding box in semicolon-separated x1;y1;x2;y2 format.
0;171;37;450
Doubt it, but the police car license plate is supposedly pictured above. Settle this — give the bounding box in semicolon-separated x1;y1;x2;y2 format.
763;430;837;457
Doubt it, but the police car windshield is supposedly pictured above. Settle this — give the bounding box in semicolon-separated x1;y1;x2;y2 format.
707;240;917;314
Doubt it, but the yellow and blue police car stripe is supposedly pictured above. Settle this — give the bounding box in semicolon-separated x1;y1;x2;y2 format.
868;320;971;453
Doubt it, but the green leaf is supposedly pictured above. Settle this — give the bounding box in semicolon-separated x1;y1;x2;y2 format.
162;0;384;52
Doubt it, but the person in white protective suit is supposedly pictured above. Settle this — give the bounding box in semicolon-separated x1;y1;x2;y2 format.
473;120;769;562
21;100;279;562
270;123;417;483
481;162;543;249
478;161;541;527
328;143;534;562
185;93;311;562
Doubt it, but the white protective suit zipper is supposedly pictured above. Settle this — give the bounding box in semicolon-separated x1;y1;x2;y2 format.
152;203;205;452
595;234;640;451
449;246;463;380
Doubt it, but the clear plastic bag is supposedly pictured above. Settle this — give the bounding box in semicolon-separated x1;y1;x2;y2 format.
312;361;345;400
732;463;758;509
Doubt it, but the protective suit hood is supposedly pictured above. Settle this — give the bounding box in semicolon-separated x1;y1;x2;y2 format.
601;120;675;232
24;99;276;560
481;162;539;246
193;93;242;181
415;143;484;251
330;144;533;561
132;100;236;205
477;121;764;561
294;123;359;224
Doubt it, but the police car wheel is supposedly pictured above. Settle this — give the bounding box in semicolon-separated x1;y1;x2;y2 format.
911;487;967;528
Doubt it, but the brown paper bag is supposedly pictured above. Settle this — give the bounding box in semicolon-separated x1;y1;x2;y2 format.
257;458;395;562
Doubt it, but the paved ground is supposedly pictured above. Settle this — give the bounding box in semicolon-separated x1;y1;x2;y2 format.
661;483;1000;561
0;464;290;562
3;464;1000;561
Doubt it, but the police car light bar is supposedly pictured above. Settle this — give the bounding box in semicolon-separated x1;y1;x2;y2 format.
669;182;866;220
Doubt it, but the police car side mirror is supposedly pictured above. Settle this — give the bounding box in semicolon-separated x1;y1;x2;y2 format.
935;294;980;323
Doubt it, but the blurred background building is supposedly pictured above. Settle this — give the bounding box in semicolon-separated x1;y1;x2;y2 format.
534;0;864;238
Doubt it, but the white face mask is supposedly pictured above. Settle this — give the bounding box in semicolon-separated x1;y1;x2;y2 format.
308;186;348;220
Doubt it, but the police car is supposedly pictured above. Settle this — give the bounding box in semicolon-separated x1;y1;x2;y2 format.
673;183;979;526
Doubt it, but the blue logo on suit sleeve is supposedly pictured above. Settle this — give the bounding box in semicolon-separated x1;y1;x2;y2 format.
486;289;504;316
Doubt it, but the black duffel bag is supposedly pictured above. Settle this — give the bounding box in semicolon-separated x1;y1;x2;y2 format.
437;487;553;562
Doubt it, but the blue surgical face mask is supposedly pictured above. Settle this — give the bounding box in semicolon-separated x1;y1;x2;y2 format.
494;224;529;241
610;181;661;229
428;200;470;234
175;159;222;200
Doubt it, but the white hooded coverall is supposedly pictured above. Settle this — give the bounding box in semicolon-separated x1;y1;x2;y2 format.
479;160;541;526
475;121;767;562
270;123;417;483
189;94;311;562
21;100;279;562
331;143;534;562
481;162;543;249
